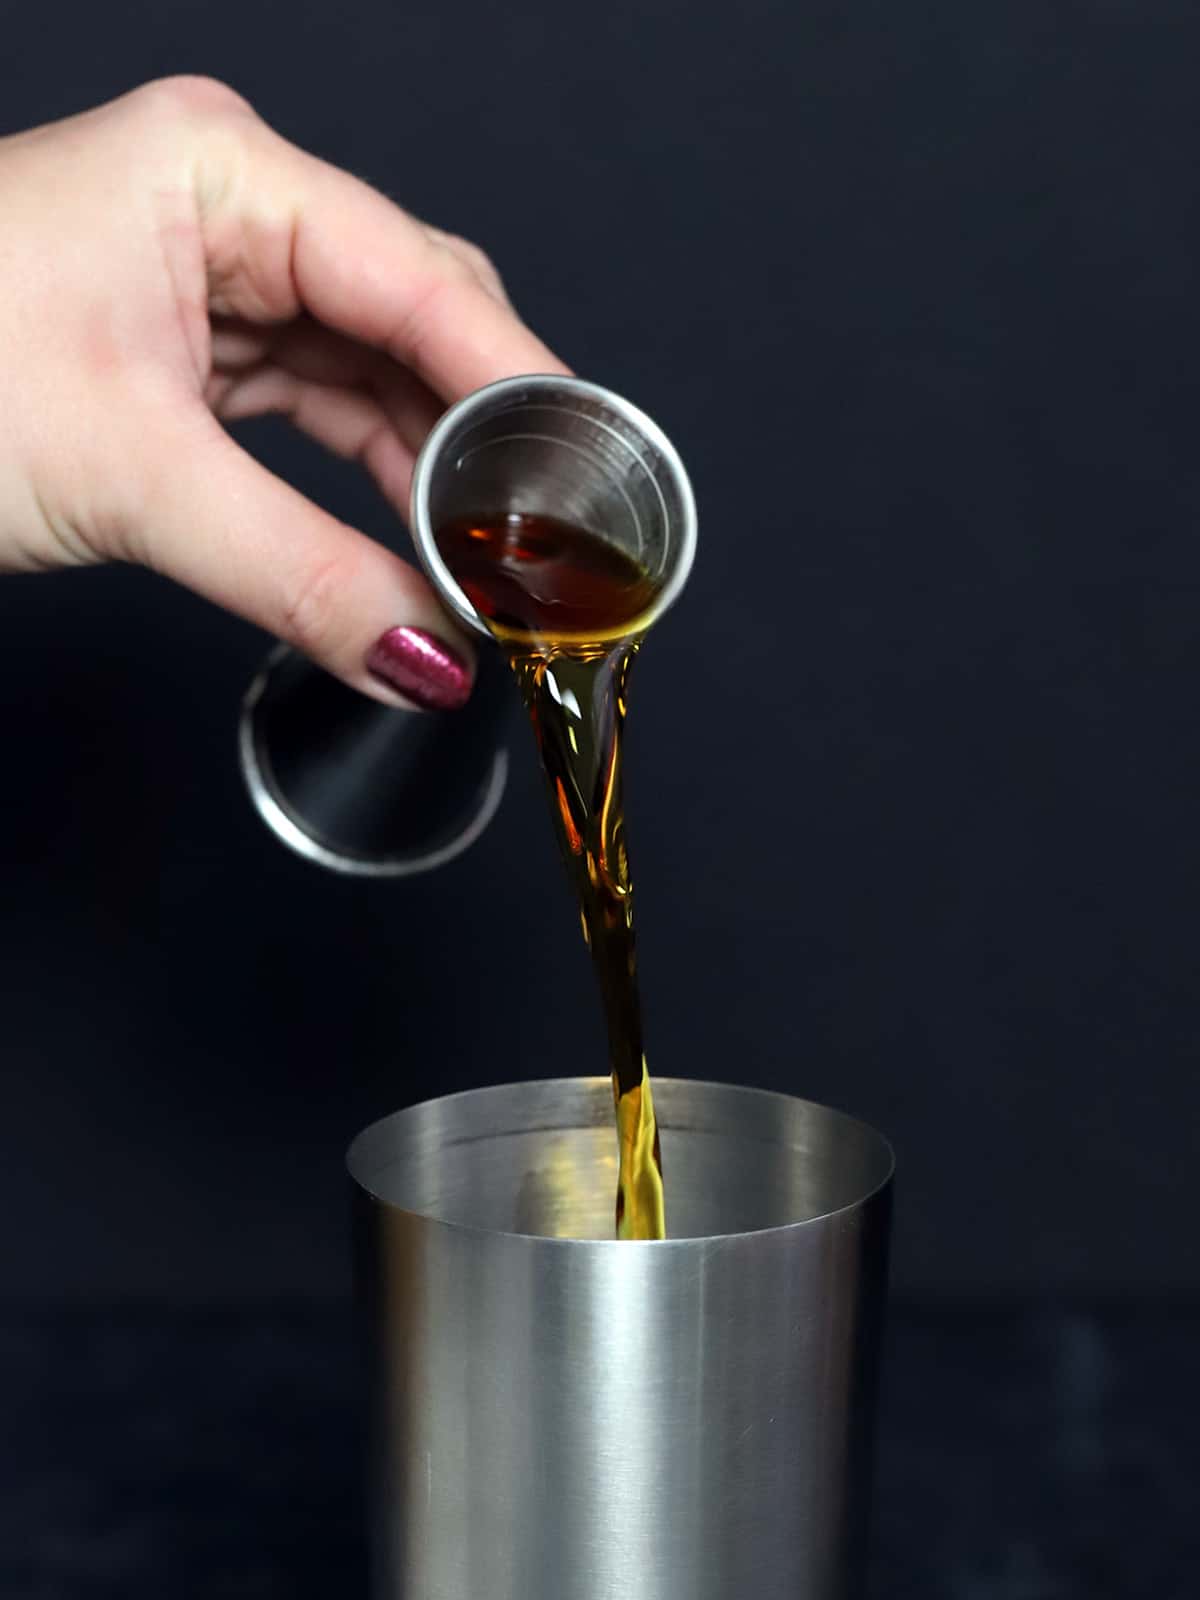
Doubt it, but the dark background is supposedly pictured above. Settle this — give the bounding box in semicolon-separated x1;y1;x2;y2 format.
2;4;1198;1595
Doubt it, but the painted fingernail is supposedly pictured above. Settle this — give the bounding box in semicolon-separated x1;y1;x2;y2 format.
366;627;472;710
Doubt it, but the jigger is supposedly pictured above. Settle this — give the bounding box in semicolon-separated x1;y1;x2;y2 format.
408;372;698;636
238;643;512;877
239;375;697;874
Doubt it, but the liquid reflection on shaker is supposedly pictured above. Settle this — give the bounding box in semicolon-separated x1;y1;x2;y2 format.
239;643;512;877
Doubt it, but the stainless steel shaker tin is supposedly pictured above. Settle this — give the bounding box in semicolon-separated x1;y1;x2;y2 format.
349;1077;893;1600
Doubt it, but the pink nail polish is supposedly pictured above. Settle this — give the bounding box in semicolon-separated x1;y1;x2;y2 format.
366;627;472;710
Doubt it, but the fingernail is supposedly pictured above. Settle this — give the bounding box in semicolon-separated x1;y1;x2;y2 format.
366;627;472;710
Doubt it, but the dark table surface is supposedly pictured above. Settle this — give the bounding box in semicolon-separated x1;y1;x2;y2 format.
1;1303;1194;1598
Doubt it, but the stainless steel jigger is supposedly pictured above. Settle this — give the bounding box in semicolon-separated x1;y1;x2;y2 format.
409;372;697;636
238;642;512;878
239;374;696;875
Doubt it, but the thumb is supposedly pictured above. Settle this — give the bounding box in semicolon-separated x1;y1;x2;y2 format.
131;411;474;709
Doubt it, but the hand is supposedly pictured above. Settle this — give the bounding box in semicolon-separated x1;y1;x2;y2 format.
0;77;569;707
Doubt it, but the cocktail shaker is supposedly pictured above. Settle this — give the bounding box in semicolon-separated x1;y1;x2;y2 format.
349;1077;893;1600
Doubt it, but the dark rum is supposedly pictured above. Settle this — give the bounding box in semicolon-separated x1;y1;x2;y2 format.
435;511;665;1239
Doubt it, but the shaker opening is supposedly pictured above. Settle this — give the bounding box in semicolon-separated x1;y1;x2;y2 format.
347;1077;894;1243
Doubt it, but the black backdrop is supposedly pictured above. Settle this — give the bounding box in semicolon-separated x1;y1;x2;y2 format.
2;2;1197;1305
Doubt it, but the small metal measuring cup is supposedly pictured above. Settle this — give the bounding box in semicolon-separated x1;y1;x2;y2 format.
409;372;697;635
238;375;697;875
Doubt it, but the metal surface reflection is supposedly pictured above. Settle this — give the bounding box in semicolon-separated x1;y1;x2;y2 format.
349;1077;893;1600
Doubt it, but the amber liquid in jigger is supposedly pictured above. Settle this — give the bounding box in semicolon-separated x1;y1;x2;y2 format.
435;512;665;1239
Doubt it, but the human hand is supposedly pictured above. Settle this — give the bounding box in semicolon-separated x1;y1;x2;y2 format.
0;77;568;707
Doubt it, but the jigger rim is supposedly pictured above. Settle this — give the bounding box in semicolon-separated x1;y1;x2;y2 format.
409;374;699;639
238;642;509;878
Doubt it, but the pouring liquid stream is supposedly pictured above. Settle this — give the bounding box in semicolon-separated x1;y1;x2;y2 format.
435;511;665;1239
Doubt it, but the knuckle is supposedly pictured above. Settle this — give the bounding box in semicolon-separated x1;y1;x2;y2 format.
428;238;477;286
133;75;259;128
278;551;354;660
447;235;507;302
450;233;495;278
394;273;454;368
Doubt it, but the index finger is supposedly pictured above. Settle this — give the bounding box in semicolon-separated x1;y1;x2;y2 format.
198;111;571;401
